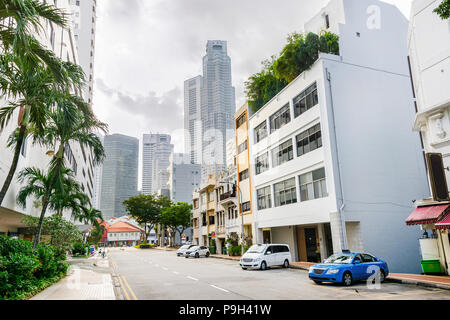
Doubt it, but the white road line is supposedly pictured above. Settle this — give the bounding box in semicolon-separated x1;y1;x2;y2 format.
155;264;159;267
210;285;230;293
173;271;180;275
187;276;199;281
163;267;169;271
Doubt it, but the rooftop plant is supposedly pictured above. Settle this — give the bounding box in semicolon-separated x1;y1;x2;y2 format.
434;0;450;19
245;31;339;112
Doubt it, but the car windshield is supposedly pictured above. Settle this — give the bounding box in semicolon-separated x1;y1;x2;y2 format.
189;246;199;251
324;254;354;264
180;245;190;249
246;245;267;253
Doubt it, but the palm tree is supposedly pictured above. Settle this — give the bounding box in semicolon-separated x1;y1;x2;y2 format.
0;0;67;66
49;173;90;218
0;0;86;205
77;207;103;227
28;103;107;248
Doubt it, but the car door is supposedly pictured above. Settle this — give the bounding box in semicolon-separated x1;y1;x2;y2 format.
362;254;380;279
200;246;207;256
351;254;366;280
264;245;276;266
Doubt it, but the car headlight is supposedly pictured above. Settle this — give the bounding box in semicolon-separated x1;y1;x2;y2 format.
326;269;340;275
309;267;315;273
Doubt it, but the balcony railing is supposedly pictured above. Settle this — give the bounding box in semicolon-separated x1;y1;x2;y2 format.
220;191;236;202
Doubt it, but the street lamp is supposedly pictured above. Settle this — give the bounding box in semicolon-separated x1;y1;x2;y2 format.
220;180;245;256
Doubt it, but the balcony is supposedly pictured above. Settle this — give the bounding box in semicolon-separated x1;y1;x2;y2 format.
219;191;237;206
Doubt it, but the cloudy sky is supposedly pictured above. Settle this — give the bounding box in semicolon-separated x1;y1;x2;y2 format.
92;0;413;188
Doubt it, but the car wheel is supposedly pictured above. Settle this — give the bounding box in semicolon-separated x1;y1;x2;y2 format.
342;272;353;286
379;270;386;283
195;252;200;259
206;252;210;258
242;267;247;270
313;280;323;285
185;256;189;259
260;261;267;271
283;259;289;268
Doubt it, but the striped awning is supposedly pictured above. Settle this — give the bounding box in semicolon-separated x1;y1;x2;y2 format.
436;213;450;230
406;204;450;225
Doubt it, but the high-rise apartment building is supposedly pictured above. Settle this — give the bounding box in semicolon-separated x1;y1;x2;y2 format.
92;133;104;209
184;41;236;182
69;0;97;106
142;134;174;195
0;0;97;235
168;153;201;203
100;134;139;220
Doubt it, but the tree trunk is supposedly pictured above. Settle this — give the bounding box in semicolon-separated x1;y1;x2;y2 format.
0;124;26;205
33;151;63;249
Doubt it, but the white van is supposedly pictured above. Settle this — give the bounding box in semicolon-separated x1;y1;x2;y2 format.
240;244;292;270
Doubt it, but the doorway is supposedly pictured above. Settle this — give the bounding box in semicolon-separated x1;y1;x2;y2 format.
296;226;321;263
263;230;271;244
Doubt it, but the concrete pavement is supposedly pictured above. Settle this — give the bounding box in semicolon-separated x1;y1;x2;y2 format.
31;254;116;300
108;247;450;300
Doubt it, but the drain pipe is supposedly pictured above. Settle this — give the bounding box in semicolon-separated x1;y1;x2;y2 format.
326;68;349;251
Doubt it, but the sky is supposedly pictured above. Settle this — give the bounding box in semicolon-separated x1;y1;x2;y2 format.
92;0;413;188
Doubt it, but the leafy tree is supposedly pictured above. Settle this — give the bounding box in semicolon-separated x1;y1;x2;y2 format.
160;202;193;246
123;194;172;244
87;224;105;244
246;31;339;112
434;0;450;19
23;214;83;260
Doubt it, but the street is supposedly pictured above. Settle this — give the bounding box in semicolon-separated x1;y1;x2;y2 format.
109;248;450;300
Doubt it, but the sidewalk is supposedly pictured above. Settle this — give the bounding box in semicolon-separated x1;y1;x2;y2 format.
388;273;450;290
31;255;116;300
211;254;241;261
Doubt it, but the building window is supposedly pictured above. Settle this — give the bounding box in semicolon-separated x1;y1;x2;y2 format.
202;213;207;226
238;140;248;154
255;153;269;175
299;168;328;202
239;169;249;181
257;186;272;210
208;191;214;202
254;121;268;143
193;199;199;209
274;178;297;207
296;123;322;157
236;114;246;128
209;215;215;225
271;139;293;168
269;103;291;133
241;201;251;213
293;82;318;118
325;14;330;29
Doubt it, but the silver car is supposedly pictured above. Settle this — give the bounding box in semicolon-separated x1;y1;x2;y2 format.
176;244;195;257
185;245;210;258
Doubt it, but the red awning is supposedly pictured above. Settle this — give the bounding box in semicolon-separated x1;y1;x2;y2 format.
436;212;450;230
406;204;450;225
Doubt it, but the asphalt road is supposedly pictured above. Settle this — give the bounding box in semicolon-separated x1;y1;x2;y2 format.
108;247;450;300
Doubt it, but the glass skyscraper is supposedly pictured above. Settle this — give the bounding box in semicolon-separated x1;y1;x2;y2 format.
100;134;139;220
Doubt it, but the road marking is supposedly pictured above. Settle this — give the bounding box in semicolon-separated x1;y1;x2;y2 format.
210;285;230;293
173;271;180;275
121;275;138;300
118;276;130;300
187;276;199;281
155;264;159;267
163;267;169;271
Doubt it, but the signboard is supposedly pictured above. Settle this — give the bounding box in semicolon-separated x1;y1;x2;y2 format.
89;245;95;256
210;232;216;238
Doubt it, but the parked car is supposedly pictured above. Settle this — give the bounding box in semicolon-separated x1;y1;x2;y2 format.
176;244;195;257
308;250;389;286
185;245;210;258
239;244;292;270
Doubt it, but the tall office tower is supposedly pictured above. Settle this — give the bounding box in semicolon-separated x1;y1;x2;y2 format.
69;0;97;105
100;134;139;220
142;134;174;195
92;133;104;209
168;153;201;203
201;41;236;180
184;41;236;182
184;76;203;165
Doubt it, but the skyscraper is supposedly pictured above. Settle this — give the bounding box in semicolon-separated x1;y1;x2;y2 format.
142;134;174;195
69;0;96;106
168;153;201;203
100;134;139;220
184;40;236;182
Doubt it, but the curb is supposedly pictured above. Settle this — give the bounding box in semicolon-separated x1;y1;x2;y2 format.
386;277;450;291
289;265;309;271
111;273;124;300
210;255;241;261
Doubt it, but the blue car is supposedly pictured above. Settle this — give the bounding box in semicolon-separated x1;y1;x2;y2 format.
308;250;389;286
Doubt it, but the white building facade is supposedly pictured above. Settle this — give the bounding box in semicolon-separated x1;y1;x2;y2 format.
0;0;97;235
407;0;450;274
142;134;174;195
248;0;430;273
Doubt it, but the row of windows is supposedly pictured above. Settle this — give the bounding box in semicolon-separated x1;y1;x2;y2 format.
254;82;319;144
255;123;322;175
256;168;328;210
